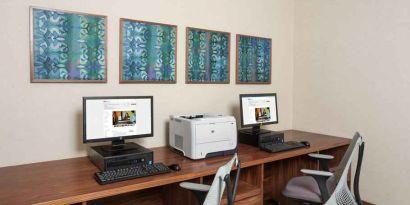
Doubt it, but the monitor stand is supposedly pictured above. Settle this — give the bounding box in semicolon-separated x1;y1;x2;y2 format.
100;139;139;153
240;125;272;135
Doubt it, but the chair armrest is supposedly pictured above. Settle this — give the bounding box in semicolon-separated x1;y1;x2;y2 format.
308;153;334;159
180;182;211;192
308;153;334;171
301;169;333;177
301;169;333;202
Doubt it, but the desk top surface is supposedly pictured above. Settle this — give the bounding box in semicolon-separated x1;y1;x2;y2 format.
0;130;351;205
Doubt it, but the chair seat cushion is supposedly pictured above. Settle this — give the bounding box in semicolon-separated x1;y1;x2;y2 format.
282;176;322;203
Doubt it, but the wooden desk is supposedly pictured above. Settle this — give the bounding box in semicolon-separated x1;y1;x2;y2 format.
0;130;351;205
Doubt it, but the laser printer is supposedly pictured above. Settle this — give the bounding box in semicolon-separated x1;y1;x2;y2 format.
169;114;237;160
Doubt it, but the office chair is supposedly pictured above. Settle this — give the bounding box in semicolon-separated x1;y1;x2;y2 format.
282;132;365;205
180;153;241;205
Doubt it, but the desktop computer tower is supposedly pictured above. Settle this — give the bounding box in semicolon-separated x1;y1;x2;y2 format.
238;129;284;147
89;143;154;171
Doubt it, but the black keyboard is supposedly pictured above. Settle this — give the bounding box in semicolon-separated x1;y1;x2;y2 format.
95;163;172;185
260;141;307;153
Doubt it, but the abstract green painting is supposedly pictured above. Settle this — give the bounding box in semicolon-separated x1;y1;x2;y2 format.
236;34;271;84
120;19;177;83
30;7;106;82
186;27;230;84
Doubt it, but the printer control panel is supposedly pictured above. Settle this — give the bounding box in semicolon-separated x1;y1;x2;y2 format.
181;115;204;119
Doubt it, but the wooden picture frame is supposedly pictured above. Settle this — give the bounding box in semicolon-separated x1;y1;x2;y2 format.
119;18;177;84
185;27;230;84
236;34;272;84
30;7;107;83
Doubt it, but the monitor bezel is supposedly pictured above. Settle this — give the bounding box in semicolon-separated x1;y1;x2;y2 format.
239;93;279;128
82;96;154;143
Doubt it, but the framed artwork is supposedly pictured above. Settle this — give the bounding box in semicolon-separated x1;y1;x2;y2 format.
30;7;107;83
186;27;230;84
236;34;271;84
120;18;177;83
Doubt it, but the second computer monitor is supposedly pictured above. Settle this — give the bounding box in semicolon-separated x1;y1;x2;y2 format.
240;93;278;128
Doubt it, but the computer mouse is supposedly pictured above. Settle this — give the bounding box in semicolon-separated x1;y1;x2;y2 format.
168;164;181;171
301;141;310;147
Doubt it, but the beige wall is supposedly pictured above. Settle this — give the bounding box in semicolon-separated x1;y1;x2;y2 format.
4;0;405;203
0;0;295;167
294;0;410;204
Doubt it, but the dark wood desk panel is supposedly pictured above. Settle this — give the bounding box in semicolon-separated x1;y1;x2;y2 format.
237;130;350;168
0;130;351;205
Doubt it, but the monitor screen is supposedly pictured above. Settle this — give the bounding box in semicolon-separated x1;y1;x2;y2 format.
240;93;278;127
83;96;153;143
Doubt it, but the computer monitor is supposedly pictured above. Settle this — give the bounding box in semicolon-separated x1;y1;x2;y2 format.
83;96;153;151
239;93;278;133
